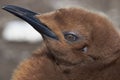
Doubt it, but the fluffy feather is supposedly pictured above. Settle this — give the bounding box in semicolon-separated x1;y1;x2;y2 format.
12;8;120;80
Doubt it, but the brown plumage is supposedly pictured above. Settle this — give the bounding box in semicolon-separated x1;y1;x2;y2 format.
3;5;120;80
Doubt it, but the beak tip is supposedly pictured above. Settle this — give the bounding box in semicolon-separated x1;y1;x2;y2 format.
2;5;59;40
2;5;8;9
2;5;6;10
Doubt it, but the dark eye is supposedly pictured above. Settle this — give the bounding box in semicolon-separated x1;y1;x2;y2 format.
64;32;78;42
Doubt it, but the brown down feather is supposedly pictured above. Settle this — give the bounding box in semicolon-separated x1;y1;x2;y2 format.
12;8;120;80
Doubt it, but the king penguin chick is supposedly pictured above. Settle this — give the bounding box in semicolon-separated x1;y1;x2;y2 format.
2;5;120;80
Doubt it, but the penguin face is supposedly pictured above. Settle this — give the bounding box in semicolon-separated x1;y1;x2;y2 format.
3;5;119;68
36;8;120;67
35;8;98;66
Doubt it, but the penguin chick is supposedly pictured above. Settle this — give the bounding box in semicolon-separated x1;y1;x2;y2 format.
3;5;120;80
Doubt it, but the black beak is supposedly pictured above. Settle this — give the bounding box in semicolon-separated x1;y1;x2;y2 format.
2;5;58;40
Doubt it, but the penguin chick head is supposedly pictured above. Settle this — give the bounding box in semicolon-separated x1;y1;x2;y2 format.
3;5;120;69
36;8;120;68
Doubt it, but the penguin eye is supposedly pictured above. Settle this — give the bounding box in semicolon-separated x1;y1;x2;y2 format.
64;32;78;42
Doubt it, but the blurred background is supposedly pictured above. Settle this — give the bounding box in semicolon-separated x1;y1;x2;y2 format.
0;0;120;80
